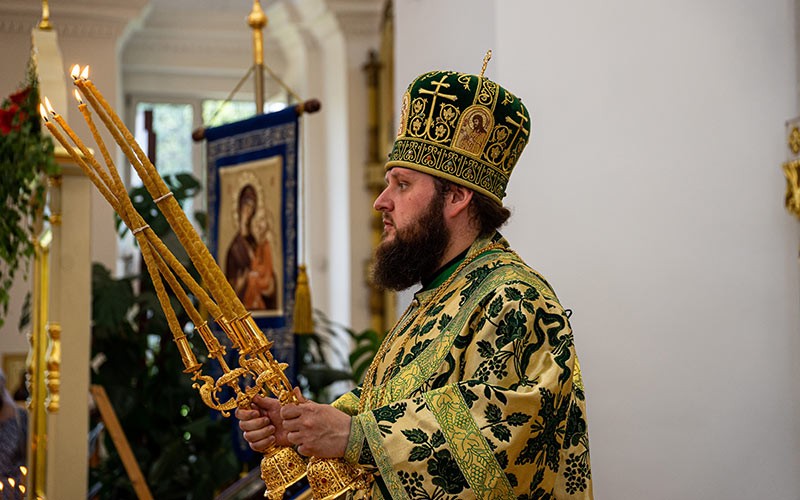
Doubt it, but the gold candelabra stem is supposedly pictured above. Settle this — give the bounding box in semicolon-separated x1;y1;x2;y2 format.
248;0;268;112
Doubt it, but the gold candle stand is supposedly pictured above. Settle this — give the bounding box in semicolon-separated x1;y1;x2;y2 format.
40;66;364;500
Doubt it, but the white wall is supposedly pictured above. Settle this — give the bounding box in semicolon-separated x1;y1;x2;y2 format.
396;1;800;498
393;0;496;310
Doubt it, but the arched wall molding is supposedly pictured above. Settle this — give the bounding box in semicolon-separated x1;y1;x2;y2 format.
0;0;149;38
121;2;297;103
0;16;47;35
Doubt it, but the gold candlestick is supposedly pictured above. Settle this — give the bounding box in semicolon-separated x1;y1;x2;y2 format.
73;66;242;319
39;64;372;499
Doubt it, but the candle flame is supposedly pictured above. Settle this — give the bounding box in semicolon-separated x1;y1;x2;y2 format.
0;482;4;490
44;97;56;116
8;478;14;487
39;103;48;121
71;64;81;80
19;466;27;476
74;89;84;104
81;65;90;80
19;485;26;494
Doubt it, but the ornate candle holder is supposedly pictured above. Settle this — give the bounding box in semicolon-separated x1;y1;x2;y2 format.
40;65;365;499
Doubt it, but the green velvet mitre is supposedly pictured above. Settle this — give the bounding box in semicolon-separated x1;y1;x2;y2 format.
387;70;531;204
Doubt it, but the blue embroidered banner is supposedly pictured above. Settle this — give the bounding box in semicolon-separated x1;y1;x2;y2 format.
205;107;298;370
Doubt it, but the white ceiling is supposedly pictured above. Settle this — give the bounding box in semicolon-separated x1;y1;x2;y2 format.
122;0;290;100
0;0;384;101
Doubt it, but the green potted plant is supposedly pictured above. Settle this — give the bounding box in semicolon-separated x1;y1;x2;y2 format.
0;60;58;329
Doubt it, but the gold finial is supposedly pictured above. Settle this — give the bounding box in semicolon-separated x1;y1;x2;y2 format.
479;50;493;77
39;0;52;31
248;0;268;111
248;0;268;31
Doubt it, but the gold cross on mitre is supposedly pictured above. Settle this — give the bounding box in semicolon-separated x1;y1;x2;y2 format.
419;74;458;138
783;116;800;219
502;110;530;164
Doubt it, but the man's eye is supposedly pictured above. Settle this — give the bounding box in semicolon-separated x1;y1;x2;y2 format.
398;182;408;189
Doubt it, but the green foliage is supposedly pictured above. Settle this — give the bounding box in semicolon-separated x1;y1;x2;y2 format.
89;174;243;499
0;59;58;329
303;312;383;390
294;311;357;403
348;328;382;384
89;262;242;499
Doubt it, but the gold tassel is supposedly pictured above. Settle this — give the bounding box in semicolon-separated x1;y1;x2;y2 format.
293;264;314;335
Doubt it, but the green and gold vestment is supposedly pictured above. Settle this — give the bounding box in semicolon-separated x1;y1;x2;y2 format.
334;233;592;499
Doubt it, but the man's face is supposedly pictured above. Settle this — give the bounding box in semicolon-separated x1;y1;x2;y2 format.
374;168;437;243
372;168;450;290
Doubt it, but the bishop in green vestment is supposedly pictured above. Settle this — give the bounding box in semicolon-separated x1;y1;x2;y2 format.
238;66;593;499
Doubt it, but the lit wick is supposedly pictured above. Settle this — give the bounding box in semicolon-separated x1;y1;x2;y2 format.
70;63;88;82
43;96;56;117
70;64;156;198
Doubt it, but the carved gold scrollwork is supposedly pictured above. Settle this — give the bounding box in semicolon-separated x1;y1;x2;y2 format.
784;122;800;220
192;372;239;417
45;322;61;412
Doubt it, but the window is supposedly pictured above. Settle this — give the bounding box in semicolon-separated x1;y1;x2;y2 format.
202;100;257;128
134;102;194;181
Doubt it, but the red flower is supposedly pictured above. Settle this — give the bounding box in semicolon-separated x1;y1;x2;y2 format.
0;104;20;135
8;86;31;107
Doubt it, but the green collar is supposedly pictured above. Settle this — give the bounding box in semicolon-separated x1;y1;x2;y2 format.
420;248;468;292
415;232;509;299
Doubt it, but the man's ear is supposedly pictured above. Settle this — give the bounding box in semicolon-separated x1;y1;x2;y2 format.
444;184;473;219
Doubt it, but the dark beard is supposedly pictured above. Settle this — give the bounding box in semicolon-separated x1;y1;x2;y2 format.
371;194;449;291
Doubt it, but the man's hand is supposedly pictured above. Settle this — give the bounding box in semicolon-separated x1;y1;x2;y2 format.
236;395;291;452
281;396;352;458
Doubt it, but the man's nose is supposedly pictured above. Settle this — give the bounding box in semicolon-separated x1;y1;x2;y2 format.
374;187;391;212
